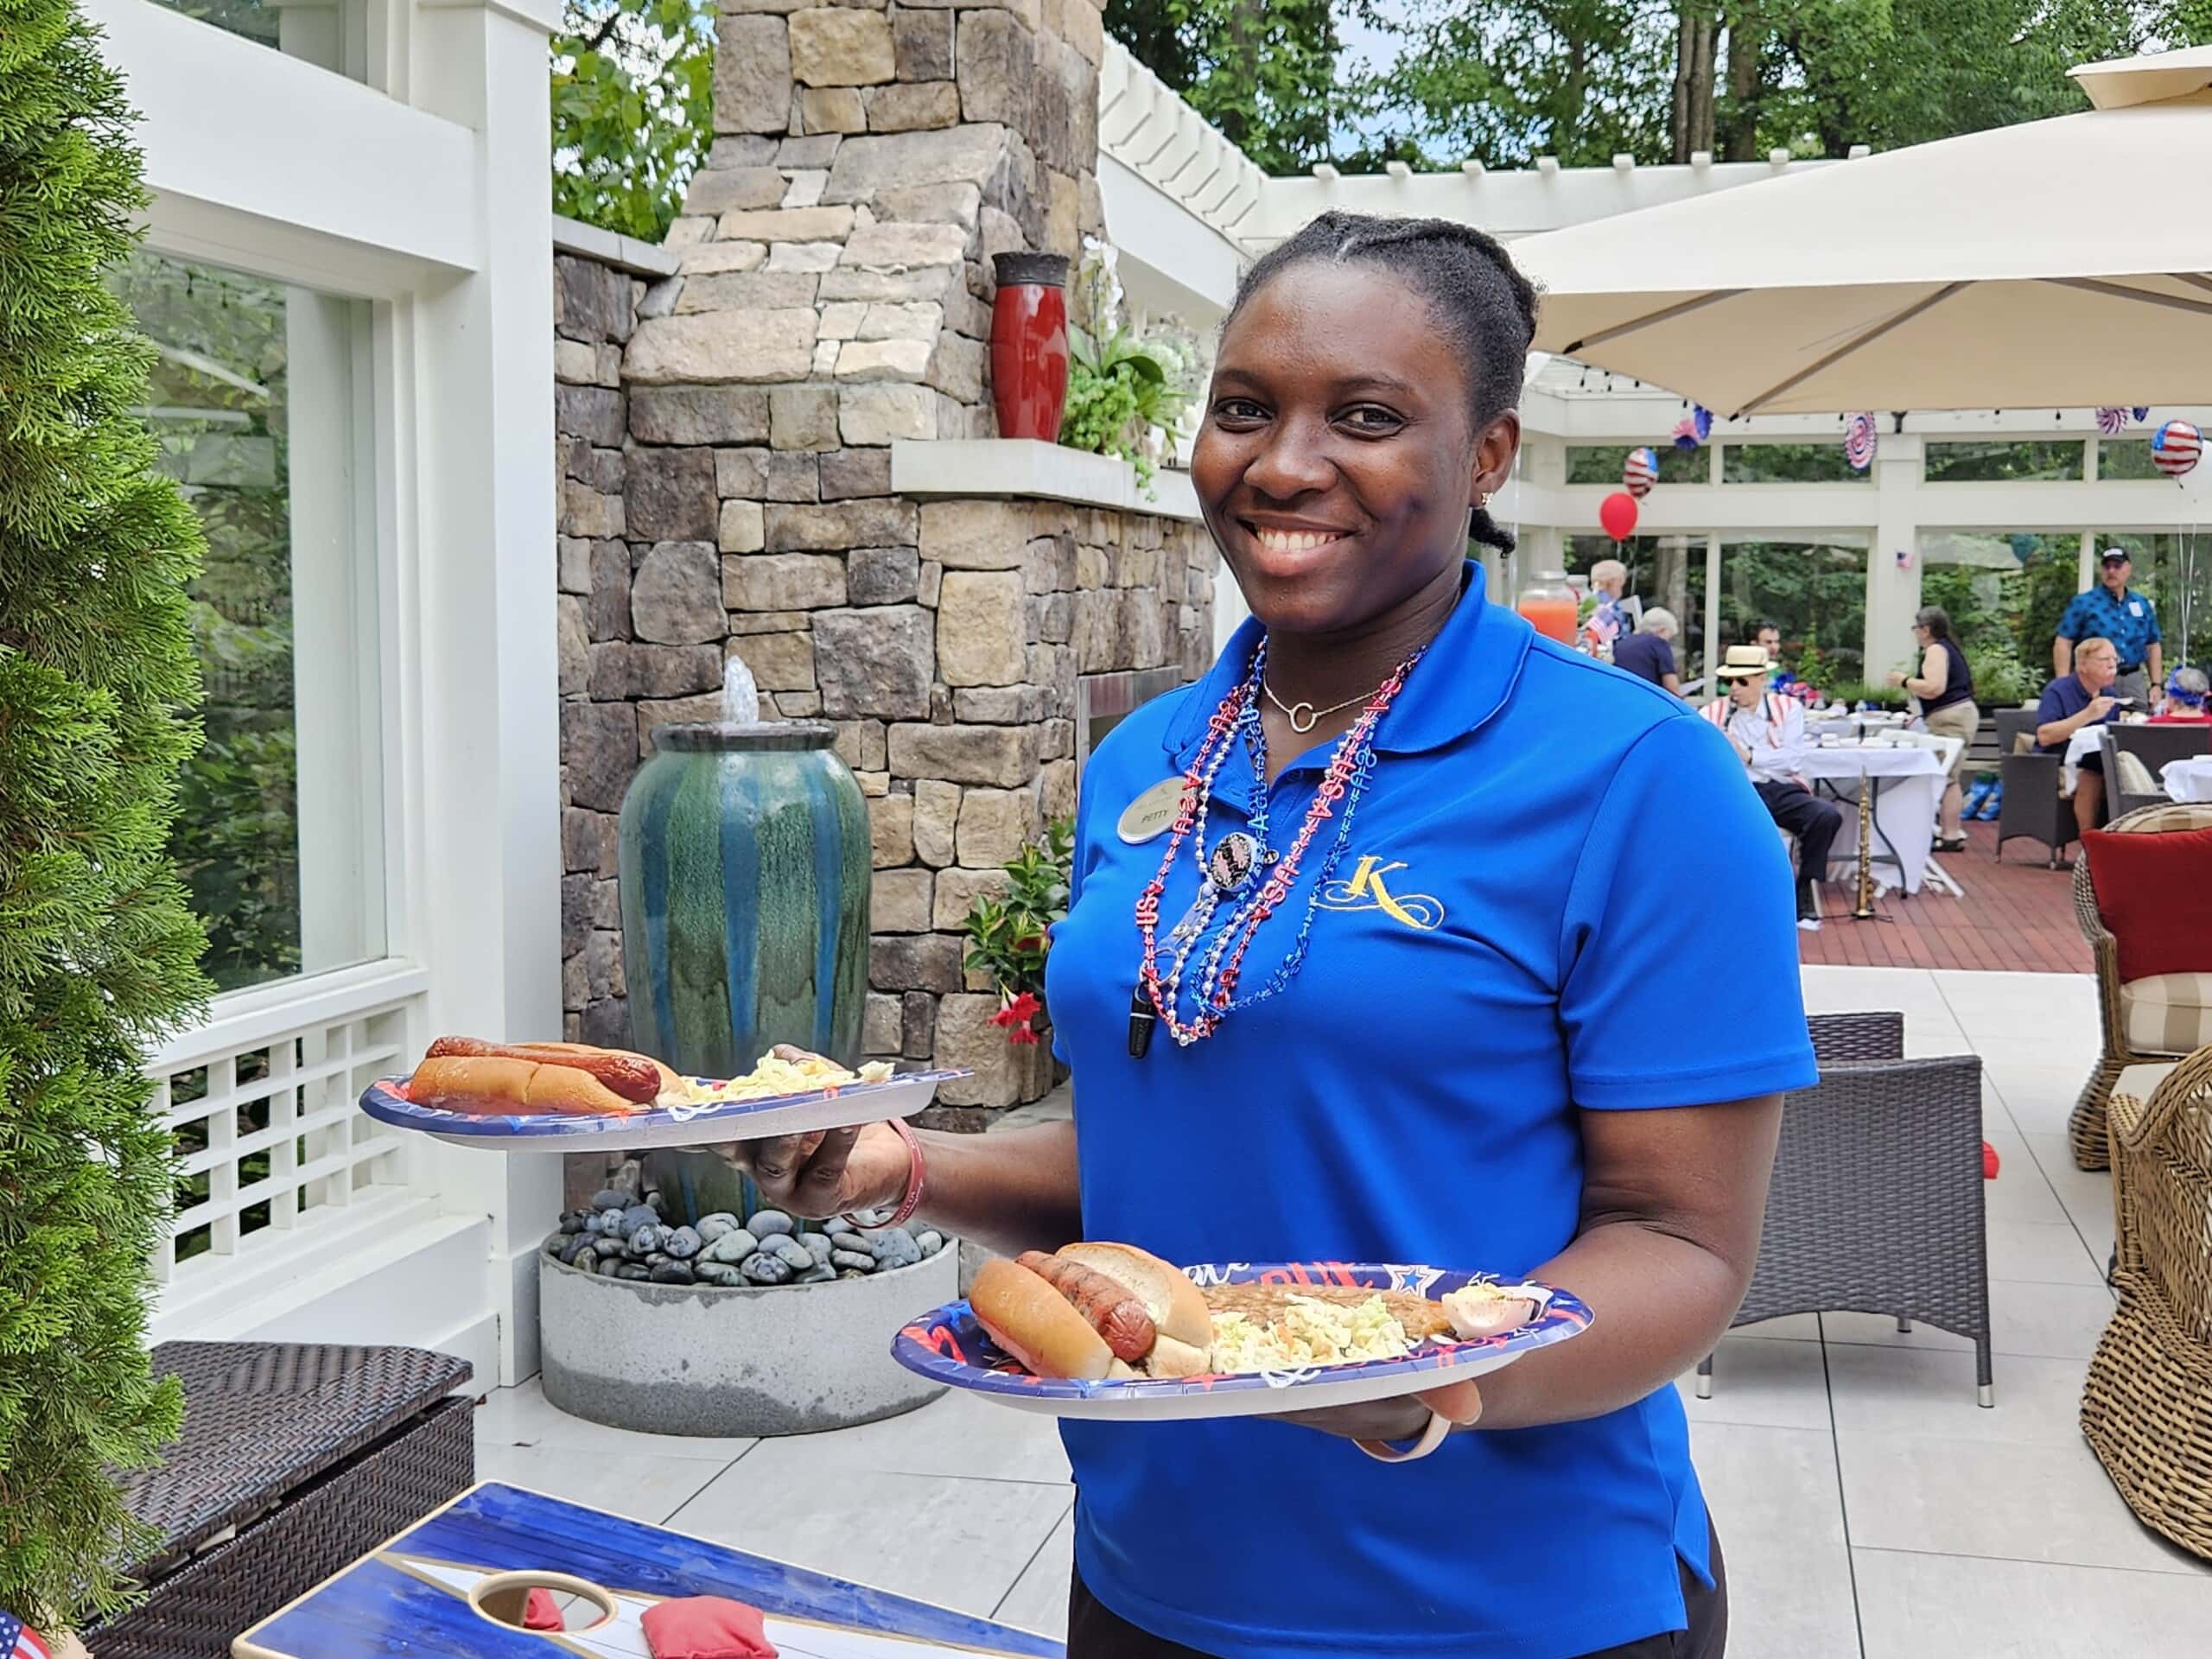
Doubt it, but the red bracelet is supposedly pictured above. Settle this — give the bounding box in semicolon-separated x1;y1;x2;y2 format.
843;1116;925;1230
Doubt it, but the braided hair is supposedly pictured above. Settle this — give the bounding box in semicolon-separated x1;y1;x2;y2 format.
1224;211;1541;555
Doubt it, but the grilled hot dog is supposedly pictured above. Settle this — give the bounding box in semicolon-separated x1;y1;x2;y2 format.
425;1036;664;1104
1018;1250;1156;1361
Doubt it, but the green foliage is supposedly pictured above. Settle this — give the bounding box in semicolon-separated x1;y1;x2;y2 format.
1058;245;1194;486
961;819;1076;1008
1103;0;1343;171
552;0;714;242
1721;442;1872;484
0;0;206;1627
1923;439;2084;483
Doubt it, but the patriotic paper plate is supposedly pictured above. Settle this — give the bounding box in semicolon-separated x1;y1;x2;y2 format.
357;1070;966;1154
892;1262;1592;1421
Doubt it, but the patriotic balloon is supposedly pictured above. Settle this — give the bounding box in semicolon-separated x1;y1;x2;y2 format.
1599;491;1639;541
2132;407;2151;423
2152;419;2202;479
1622;446;1659;498
2095;407;2128;435
1844;410;1879;472
1670;405;1713;451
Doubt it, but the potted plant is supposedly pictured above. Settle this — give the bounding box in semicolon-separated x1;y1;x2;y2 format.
1057;240;1195;490
961;819;1073;1095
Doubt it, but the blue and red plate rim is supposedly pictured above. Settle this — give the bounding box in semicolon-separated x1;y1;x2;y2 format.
892;1261;1592;1401
357;1070;969;1141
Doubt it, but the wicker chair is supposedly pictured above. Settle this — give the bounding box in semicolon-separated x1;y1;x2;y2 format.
2064;801;2212;1173
2102;724;2212;819
1994;707;2075;868
2080;1045;2212;1560
1698;1010;1993;1404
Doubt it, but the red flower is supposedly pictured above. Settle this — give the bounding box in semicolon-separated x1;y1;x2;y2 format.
1007;1025;1042;1046
1003;991;1041;1022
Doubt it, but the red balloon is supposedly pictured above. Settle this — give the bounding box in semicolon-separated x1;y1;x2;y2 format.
1599;491;1639;541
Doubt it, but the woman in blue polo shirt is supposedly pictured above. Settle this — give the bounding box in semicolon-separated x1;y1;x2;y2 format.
745;213;1815;1659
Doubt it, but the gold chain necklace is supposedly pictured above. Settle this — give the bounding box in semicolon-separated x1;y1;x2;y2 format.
1262;677;1389;734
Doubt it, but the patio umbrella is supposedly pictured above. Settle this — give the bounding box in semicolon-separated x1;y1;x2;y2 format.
1510;47;2212;416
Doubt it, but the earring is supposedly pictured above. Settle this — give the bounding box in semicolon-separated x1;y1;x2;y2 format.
1477;491;1494;508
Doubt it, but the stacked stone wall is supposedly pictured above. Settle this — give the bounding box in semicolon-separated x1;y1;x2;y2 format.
553;0;1215;1112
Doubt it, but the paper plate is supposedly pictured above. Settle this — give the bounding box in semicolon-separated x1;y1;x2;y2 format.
358;1070;966;1154
891;1262;1592;1421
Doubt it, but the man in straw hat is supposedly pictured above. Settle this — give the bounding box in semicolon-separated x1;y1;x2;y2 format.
1704;645;1839;931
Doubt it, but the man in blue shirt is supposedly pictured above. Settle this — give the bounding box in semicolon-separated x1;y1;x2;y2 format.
2056;550;2162;708
2037;635;2123;837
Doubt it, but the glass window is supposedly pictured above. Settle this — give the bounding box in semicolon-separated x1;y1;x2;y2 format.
115;251;385;993
1564;444;1705;486
1719;442;1871;484
1914;534;2074;709
1719;541;1869;691
2097;439;2164;481
150;0;371;79
2094;533;2212;674
1923;439;2083;482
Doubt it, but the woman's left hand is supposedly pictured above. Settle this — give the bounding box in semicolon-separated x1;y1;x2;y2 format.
1267;1378;1483;1444
1885;670;1908;687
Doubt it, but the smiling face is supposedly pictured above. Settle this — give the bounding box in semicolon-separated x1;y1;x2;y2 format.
1191;260;1519;639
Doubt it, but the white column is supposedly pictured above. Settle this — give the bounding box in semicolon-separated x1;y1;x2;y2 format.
408;0;563;1386
1866;434;1924;682
1703;533;1721;690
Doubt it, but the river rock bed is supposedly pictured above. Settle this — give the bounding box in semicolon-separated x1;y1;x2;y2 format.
543;1185;944;1287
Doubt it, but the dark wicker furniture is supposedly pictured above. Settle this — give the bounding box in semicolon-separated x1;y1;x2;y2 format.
2082;1045;2212;1561
2100;723;2212;820
2064;801;2212;1172
86;1341;474;1659
1697;1010;1994;1405
1994;706;2074;868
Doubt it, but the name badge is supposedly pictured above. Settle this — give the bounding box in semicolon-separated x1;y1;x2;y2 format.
1117;777;1189;844
2130;600;2144;616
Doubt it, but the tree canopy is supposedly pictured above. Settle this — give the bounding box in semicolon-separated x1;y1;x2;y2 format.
1110;1;2212;172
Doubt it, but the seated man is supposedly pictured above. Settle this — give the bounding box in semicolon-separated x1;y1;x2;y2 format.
2036;635;2123;838
1611;606;1681;693
1705;645;1841;930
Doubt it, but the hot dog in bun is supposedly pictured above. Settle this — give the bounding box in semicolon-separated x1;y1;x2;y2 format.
404;1038;685;1116
969;1243;1212;1380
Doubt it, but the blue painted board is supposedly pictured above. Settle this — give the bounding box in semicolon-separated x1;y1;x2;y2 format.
234;1482;1062;1659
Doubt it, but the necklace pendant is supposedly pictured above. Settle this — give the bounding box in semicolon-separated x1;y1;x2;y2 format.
1284;700;1319;734
1127;987;1156;1058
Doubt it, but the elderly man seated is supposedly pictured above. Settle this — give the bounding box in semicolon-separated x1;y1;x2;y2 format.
1611;606;1681;694
1705;646;1840;930
2036;635;2124;838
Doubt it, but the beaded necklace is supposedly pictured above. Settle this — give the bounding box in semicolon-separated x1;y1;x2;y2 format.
1129;639;1423;1055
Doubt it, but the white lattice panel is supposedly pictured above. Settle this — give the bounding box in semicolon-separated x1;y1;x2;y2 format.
147;965;426;1285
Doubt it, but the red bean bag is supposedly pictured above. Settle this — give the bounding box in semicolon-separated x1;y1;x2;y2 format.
641;1597;778;1659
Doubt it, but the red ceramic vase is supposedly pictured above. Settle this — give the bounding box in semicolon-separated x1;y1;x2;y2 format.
989;251;1071;442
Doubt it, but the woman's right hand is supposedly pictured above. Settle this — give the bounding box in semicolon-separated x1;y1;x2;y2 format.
728;1121;912;1219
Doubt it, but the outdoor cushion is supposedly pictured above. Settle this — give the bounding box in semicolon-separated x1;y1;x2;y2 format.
2082;825;2212;982
2115;749;2159;798
640;1596;777;1659
2117;973;2212;1057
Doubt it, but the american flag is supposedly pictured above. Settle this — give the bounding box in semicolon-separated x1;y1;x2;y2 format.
0;1610;53;1659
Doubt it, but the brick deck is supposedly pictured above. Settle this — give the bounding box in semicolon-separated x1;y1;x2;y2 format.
1799;819;2090;973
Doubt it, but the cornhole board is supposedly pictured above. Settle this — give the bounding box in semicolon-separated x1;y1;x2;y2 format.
232;1482;1062;1659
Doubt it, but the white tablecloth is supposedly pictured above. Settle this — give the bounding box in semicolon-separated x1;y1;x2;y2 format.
1797;745;1948;894
2166;756;2212;803
2063;725;2109;795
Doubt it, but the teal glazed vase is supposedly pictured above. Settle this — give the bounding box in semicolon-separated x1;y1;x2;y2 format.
619;721;871;1079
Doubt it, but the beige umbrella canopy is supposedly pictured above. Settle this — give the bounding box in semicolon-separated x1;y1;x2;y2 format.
1512;47;2212;416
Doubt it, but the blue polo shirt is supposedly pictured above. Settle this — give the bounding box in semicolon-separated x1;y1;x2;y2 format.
2035;672;2120;753
1045;565;1816;1659
2056;582;2160;671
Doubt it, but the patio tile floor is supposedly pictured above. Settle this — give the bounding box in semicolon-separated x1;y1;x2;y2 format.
470;963;2212;1656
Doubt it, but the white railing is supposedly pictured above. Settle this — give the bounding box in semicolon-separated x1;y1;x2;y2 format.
1098;36;1268;246
146;959;429;1288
